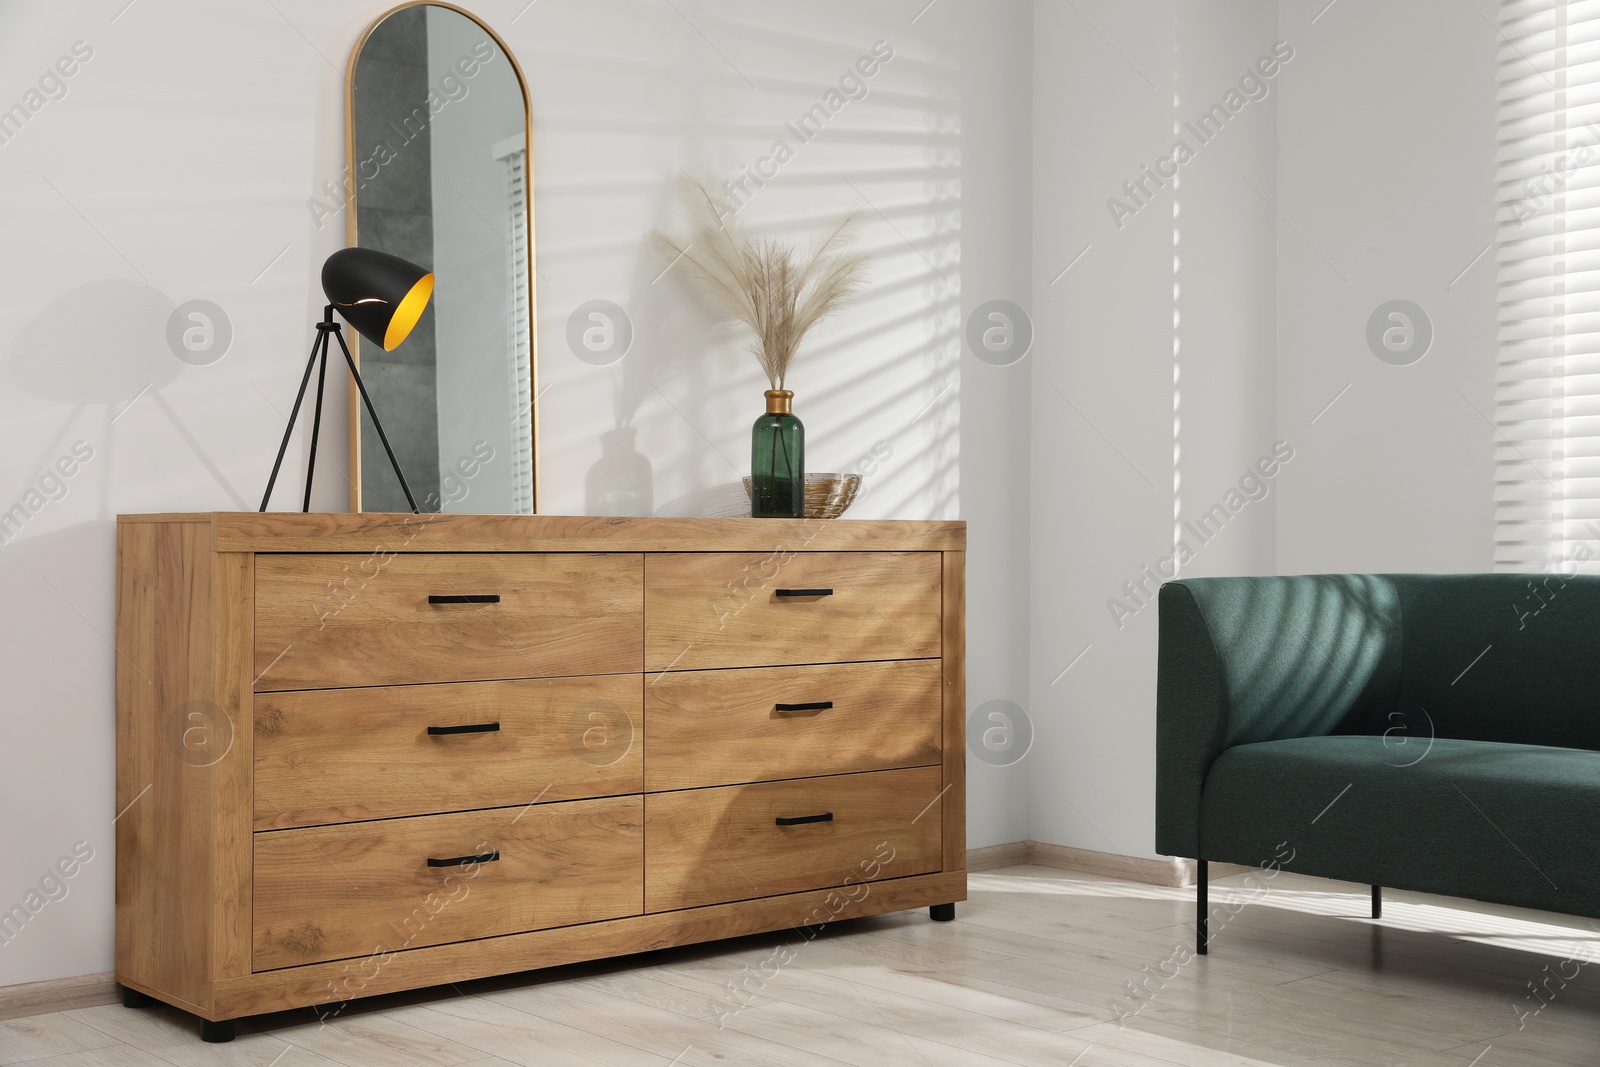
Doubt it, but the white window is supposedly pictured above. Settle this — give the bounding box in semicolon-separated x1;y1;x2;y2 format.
1496;0;1600;573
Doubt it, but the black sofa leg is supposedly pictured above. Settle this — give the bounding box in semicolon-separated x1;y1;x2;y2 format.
1372;885;1382;919
1197;859;1208;955
119;984;152;1008
200;1019;235;1043
929;903;955;922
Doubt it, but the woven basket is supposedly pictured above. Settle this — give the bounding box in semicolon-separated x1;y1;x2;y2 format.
740;472;862;519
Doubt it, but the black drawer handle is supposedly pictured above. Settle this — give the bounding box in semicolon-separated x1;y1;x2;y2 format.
427;722;501;735
427;850;499;867
428;594;501;604
775;812;834;826
776;588;833;598
775;701;834;713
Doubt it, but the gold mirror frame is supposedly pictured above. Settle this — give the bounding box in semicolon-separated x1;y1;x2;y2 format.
343;1;540;513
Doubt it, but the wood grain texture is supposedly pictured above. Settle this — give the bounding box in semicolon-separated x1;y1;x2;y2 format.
644;552;942;671
115;519;217;1011
644;767;944;912
114;513;967;1026
213;871;965;1019
131;512;967;554
940;550;967;874
643;660;941;791
253;797;643;970
211;549;255;980
254;675;643;829
253;552;642;690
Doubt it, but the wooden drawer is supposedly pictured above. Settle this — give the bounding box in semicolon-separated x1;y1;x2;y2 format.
644;766;943;911
644;552;941;671
253;797;642;970
254;676;642;830
254;553;642;690
644;661;942;791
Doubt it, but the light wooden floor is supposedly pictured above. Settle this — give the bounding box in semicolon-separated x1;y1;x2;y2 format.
5;864;1599;1066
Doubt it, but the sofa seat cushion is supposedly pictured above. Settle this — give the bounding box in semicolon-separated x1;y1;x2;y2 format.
1201;735;1600;919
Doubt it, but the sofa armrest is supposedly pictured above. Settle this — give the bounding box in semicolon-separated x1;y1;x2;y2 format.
1155;575;1402;859
1155;582;1229;860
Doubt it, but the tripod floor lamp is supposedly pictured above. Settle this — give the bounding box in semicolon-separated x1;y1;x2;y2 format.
260;247;435;513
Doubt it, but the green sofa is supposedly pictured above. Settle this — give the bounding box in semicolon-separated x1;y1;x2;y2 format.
1156;573;1599;953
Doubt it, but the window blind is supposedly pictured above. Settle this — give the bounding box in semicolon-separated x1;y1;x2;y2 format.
1496;0;1600;573
495;137;536;515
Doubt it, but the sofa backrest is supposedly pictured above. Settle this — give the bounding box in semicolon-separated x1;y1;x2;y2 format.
1169;574;1403;746
1389;573;1600;751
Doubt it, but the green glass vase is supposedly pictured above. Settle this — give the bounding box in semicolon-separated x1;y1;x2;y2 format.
751;389;804;518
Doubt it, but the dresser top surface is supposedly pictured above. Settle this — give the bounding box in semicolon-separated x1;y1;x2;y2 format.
116;512;966;553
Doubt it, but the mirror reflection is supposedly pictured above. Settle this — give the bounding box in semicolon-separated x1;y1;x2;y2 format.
349;3;536;513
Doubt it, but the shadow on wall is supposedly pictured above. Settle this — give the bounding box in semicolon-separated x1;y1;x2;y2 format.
583;178;689;517
6;280;173;529
7;279;180;406
7;279;249;515
520;1;960;519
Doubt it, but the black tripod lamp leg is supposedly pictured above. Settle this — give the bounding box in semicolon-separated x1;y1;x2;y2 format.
332;327;420;514
260;328;330;512
301;338;331;513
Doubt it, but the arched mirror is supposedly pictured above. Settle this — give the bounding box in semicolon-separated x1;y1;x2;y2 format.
346;2;538;513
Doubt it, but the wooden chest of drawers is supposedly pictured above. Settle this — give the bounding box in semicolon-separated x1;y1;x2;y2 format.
115;513;965;1037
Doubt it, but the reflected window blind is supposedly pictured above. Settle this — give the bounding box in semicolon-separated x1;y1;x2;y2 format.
1497;0;1600;573
501;142;535;514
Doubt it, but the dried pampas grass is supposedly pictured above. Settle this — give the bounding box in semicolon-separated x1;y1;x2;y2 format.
651;174;868;389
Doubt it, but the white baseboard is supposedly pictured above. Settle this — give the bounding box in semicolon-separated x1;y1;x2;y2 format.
967;841;1251;888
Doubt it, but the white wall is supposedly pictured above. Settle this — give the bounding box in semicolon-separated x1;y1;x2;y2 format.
1027;0;1180;868
0;0;1032;986
1274;0;1498;576
1028;0;1281;861
529;1;961;522
956;0;1032;852
1026;0;1498;863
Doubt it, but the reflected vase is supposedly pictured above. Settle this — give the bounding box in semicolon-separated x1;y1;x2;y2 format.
750;389;804;518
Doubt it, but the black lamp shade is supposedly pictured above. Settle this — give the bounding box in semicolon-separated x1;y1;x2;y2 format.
321;247;435;352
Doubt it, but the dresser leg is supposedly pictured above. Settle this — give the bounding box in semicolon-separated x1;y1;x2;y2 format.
118;985;152;1009
200;1019;236;1043
929;903;955;922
